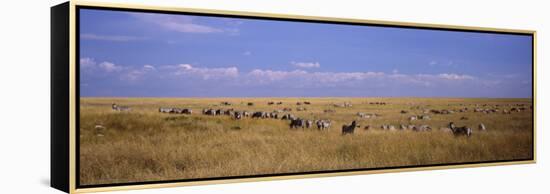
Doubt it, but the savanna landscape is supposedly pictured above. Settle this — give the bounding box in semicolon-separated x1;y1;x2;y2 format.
79;97;533;185
78;7;534;186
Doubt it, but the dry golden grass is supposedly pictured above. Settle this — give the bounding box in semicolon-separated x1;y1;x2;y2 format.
79;97;533;185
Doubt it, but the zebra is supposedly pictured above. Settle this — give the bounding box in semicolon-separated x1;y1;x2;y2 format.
112;103;130;111
159;107;173;113
305;120;313;128
449;122;472;137
316;120;331;131
290;118;306;129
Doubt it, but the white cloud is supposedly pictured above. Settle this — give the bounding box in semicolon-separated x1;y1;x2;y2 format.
80;57;480;89
143;65;156;71
292;61;320;68
437;73;474;80
169;64;239;80
122;65;156;81
98;62;123;72
81;33;144;42
131;13;224;33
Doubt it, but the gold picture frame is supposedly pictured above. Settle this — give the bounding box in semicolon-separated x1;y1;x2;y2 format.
51;0;537;193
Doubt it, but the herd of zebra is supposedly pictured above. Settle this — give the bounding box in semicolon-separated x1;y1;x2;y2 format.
110;101;531;137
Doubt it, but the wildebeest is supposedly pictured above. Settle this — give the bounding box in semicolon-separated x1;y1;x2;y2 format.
316;120;331;130
449;122;472;137
276;102;283;105
342;121;359;135
400;110;408;114
304;101;311;105
112;103;131;111
296;102;302;105
267;102;275;105
290;118;306;128
283;107;292;112
247;102;254;106
220;101;232;106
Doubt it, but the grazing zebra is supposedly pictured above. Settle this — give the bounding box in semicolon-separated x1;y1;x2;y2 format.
281;114;295;120
159;107;173;113
413;125;431;132
305;120;313;128
290;118;305;129
112;103;130;111
342;121;358;135
234;111;243;120
419;115;430;120
316;120;331;131
449;122;472;137
252;111;266;118
203;109;216;115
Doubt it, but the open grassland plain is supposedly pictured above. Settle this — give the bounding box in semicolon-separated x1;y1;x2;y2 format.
79;97;533;185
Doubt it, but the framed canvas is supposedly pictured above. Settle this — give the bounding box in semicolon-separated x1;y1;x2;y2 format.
51;1;536;193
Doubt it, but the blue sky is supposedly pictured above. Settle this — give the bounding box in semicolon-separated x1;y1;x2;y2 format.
79;8;533;98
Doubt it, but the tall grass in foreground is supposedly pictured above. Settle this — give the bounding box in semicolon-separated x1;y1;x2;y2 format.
79;98;533;185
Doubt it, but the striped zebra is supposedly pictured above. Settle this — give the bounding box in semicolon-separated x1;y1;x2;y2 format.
112;103;130;111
